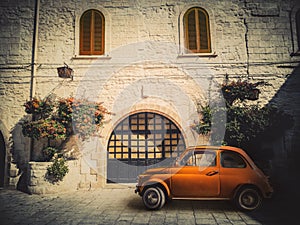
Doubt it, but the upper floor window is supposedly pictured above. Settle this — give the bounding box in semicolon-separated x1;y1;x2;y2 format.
80;9;104;55
184;7;211;53
296;10;300;51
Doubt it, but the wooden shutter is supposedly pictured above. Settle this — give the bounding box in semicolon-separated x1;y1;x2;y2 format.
187;10;197;51
81;10;91;53
199;10;209;50
80;10;104;55
184;8;211;53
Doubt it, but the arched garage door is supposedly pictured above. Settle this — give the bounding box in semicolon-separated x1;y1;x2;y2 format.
107;112;186;183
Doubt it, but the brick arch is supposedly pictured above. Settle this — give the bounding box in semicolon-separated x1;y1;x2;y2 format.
0;131;6;187
101;96;198;149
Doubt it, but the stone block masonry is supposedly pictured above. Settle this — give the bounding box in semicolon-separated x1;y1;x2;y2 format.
0;0;299;190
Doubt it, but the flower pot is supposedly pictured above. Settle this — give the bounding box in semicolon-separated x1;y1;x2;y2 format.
27;160;80;194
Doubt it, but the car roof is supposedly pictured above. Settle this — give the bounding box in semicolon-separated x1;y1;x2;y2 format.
186;145;244;153
184;145;257;168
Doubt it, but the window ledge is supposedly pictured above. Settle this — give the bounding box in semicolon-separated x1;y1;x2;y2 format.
177;52;218;58
72;55;112;60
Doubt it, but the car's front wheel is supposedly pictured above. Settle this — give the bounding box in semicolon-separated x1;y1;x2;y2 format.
142;186;165;210
234;187;262;211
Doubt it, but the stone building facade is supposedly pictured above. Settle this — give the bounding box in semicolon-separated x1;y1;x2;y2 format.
0;0;299;191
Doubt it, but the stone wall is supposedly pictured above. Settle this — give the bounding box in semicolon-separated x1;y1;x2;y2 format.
28;158;105;194
0;0;300;189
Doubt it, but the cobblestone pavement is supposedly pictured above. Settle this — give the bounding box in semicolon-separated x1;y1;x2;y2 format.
0;185;297;225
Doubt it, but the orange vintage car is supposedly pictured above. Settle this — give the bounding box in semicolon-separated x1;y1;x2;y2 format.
135;146;273;211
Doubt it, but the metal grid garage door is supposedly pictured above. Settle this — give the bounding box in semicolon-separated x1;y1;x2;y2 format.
107;112;186;183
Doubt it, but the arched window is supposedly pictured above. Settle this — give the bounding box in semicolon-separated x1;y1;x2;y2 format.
184;7;211;53
80;9;104;55
296;10;300;51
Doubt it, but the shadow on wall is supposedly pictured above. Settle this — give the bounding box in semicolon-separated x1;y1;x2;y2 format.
248;63;300;201
267;63;300;169
10;117;31;193
243;63;299;166
241;64;300;225
271;63;300;167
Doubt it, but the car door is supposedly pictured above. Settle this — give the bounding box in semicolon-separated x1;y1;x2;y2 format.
170;150;220;198
219;150;251;198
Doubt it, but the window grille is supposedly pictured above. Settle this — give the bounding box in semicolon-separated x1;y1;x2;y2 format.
108;112;186;166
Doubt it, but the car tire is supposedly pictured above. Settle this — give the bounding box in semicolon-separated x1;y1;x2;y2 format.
142;186;165;210
234;187;262;211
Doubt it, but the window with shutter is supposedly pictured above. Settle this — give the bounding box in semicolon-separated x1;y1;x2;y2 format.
80;9;104;55
184;7;211;53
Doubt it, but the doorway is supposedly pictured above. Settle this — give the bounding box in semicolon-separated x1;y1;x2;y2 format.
107;112;186;183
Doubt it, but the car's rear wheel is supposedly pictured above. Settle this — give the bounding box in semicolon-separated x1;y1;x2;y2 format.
142;186;165;210
234;187;262;211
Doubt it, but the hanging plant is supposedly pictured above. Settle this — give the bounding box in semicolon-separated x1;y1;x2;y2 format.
23;97;54;118
22;119;67;140
59;98;112;140
221;80;266;106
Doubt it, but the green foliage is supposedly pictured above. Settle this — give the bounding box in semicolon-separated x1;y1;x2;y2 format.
46;156;69;183
22;119;67;140
57;97;110;140
22;96;111;182
22;97;110;141
224;105;273;146
42;147;59;162
193;103;292;148
192;105;212;135
192;79;293;149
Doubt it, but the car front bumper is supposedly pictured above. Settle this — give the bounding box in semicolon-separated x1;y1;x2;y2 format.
134;185;143;196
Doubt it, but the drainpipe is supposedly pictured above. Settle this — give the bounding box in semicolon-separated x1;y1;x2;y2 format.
29;0;40;161
30;0;39;100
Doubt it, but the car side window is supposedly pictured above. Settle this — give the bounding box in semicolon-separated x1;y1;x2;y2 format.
221;151;246;168
179;150;194;166
195;151;216;167
181;151;216;167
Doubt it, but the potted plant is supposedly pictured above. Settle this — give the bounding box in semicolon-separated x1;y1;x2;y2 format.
22;95;111;186
221;80;266;106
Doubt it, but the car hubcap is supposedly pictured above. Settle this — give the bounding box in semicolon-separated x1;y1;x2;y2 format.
242;192;257;207
147;192;158;205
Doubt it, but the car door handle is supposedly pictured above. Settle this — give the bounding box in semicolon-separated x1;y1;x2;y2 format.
206;171;219;176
